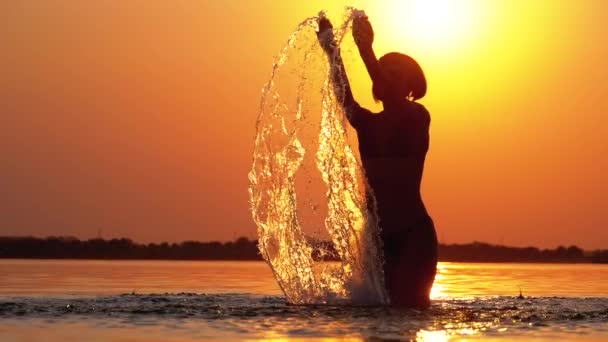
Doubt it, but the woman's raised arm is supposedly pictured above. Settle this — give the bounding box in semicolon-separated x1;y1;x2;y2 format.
352;16;386;101
316;17;364;124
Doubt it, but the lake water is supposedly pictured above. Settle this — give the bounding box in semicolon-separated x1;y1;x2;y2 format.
0;260;607;341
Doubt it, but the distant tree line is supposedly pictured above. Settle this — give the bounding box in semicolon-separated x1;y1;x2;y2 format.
438;242;596;263
0;236;606;263
0;236;260;260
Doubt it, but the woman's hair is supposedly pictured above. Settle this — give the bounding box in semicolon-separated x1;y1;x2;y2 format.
372;52;427;101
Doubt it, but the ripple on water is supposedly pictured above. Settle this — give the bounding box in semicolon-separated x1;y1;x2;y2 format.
1;293;607;339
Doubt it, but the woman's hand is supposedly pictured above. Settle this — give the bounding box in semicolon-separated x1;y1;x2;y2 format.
353;16;374;49
317;17;336;53
353;15;383;100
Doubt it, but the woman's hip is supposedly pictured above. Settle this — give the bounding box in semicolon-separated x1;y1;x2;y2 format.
380;215;438;267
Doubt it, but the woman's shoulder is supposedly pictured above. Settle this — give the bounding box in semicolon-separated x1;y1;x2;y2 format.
409;101;430;126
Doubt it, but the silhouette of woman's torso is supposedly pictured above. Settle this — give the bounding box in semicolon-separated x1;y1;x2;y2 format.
316;13;436;306
350;100;437;307
351;100;430;231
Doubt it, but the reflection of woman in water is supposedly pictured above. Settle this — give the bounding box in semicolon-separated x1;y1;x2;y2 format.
317;15;437;308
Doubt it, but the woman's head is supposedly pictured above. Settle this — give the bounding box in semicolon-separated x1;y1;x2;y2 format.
373;52;426;102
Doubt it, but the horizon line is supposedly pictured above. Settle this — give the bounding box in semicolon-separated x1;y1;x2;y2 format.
1;235;606;252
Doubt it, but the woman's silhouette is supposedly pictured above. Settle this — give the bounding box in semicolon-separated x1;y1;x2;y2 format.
317;15;437;308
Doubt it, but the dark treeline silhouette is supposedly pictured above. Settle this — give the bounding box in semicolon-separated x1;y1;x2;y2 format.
0;236;606;263
439;242;589;263
0;236;261;261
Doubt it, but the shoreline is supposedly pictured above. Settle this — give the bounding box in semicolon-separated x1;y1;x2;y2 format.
1;236;607;264
0;257;606;264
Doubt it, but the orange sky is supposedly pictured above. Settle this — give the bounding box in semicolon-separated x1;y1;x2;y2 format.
1;1;607;248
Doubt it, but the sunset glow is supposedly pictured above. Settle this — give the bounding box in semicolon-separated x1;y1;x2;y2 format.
382;0;479;51
0;0;606;249
2;2;608;341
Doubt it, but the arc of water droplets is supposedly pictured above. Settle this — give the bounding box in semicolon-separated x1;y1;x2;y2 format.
248;8;388;305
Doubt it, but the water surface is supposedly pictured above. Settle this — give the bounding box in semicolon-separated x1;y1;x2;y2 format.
1;260;607;341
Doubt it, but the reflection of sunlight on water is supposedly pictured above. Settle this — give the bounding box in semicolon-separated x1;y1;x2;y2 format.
256;330;364;342
256;322;486;342
430;280;446;299
428;262;608;298
4;261;608;342
254;338;363;342
430;263;448;299
255;335;451;342
416;330;448;342
416;325;484;341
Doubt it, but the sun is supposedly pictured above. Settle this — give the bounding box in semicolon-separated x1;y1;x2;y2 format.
410;0;455;40
380;0;481;51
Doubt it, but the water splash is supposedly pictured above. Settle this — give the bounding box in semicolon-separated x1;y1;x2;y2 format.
248;8;388;305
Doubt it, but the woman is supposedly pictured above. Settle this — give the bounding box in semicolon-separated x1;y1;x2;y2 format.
317;15;437;308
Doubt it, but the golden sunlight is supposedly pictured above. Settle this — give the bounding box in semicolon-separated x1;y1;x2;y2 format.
430;263;447;299
381;0;482;51
415;329;449;342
